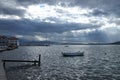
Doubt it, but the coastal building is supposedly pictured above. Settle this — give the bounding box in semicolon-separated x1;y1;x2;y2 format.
0;35;19;49
0;35;8;49
8;37;19;48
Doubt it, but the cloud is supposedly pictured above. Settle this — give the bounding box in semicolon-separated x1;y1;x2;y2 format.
16;0;41;6
0;6;25;16
0;0;120;42
24;4;93;24
0;19;99;34
90;9;108;16
0;0;26;18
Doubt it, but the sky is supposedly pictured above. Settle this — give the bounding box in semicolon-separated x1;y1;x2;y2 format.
0;0;120;43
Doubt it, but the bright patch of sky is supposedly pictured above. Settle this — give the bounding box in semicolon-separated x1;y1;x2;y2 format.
35;35;47;41
25;4;93;24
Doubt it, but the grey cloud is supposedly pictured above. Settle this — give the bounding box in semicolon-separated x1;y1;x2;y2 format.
38;0;120;17
0;0;120;42
74;0;120;8
0;19;35;35
0;19;99;34
74;0;120;17
59;29;110;42
0;6;25;16
55;31;108;42
91;9;108;16
1;0;120;17
0;18;105;42
109;5;120;17
86;30;109;42
0;19;119;42
16;0;41;6
33;22;100;33
0;0;26;17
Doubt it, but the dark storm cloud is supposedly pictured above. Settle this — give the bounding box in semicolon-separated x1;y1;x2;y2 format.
75;0;120;17
86;30;109;42
54;29;109;42
74;0;120;8
91;9;108;16
0;19;99;35
34;22;99;33
109;5;120;17
0;19;34;35
16;0;41;6
0;6;25;16
0;0;26;16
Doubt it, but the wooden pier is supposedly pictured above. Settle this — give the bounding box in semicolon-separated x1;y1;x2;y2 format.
2;55;41;69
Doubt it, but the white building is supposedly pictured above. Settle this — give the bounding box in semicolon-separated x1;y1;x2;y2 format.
0;35;19;49
8;37;19;48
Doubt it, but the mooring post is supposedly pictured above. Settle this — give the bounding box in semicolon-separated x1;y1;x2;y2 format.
3;61;5;69
38;54;41;66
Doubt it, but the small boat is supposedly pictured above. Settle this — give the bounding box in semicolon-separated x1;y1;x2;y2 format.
65;45;69;47
62;51;84;57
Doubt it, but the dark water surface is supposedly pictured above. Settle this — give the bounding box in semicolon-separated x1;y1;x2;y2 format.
0;45;120;80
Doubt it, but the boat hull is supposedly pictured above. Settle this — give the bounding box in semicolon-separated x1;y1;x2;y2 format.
62;52;84;57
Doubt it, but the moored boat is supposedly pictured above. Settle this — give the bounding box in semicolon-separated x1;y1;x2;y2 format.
62;51;84;57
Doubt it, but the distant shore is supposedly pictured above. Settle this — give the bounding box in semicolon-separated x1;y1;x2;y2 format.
19;41;120;46
0;47;18;52
19;43;120;46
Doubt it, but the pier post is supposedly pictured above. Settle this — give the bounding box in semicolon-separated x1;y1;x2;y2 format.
34;60;37;66
3;61;5;69
38;54;41;66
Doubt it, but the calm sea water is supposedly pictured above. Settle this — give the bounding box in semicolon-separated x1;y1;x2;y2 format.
0;45;120;80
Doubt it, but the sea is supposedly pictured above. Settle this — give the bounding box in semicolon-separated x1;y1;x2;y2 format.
0;45;120;80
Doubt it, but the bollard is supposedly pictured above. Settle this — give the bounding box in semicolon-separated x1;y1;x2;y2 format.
38;54;41;66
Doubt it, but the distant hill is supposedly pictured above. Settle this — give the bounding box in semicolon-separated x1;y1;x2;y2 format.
19;39;120;46
19;40;60;46
111;41;120;45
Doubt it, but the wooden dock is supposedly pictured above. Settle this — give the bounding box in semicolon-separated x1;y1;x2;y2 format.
2;55;41;68
0;55;41;80
0;59;7;80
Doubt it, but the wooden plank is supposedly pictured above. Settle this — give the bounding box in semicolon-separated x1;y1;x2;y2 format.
2;60;39;62
2;54;41;68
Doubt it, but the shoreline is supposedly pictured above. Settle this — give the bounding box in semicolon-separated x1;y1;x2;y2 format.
0;47;18;53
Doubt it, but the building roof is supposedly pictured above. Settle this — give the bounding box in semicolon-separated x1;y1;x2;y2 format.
0;35;7;39
8;37;18;40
